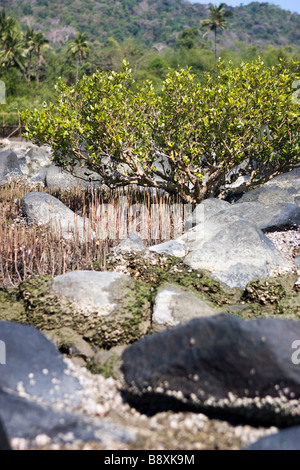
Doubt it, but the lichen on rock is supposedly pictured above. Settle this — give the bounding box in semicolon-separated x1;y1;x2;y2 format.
102;250;238;307
0;288;27;323
239;273;300;317
18;272;152;349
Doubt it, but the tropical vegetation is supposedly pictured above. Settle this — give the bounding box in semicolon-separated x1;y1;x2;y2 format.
24;58;300;204
1;2;300;124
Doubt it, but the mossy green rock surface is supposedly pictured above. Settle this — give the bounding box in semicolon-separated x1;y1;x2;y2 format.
103;250;238;307
239;274;300;317
0;289;26;323
18;271;152;348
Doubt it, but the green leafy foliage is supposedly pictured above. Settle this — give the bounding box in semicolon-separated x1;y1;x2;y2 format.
24;58;300;204
2;5;300;119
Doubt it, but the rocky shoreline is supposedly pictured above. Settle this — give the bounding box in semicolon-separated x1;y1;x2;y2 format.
1;141;300;451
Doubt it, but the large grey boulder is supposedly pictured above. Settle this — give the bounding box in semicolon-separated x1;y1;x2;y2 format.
0;141;30;176
179;217;292;288
20;145;52;176
177;211;242;252
0;142;52;180
20;270;152;348
45;163;102;191
208;201;300;232
264;166;300;191
25;145;52;166
0;388;134;446
121;314;300;426
152;284;220;330
51;270;132;316
184;198;231;231
185;198;300;232
21;191;94;241
0;150;23;184
28;166;47;186
236;185;297;205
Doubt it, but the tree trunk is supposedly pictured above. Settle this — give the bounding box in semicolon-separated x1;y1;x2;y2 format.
214;28;217;64
27;52;31;82
36;53;40;86
75;57;79;83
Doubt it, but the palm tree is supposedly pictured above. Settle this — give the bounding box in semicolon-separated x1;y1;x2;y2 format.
0;27;26;73
0;10;16;43
0;10;25;73
200;3;232;63
31;31;49;85
67;32;89;83
24;26;35;82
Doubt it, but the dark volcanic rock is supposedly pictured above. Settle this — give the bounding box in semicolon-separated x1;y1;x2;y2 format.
0;321;134;446
0;417;11;450
245;426;300;450
0;321;82;405
121;314;300;426
0;388;134;446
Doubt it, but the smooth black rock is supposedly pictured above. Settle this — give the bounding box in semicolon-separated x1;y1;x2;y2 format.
121;314;300;425
0;417;11;450
245;426;300;450
0;321;82;405
0;321;134;446
0;388;133;445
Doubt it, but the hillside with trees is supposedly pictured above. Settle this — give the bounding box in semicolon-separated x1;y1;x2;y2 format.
1;1;300;126
2;1;300;50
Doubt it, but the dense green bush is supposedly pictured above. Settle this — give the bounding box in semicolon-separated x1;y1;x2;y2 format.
24;58;300;204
